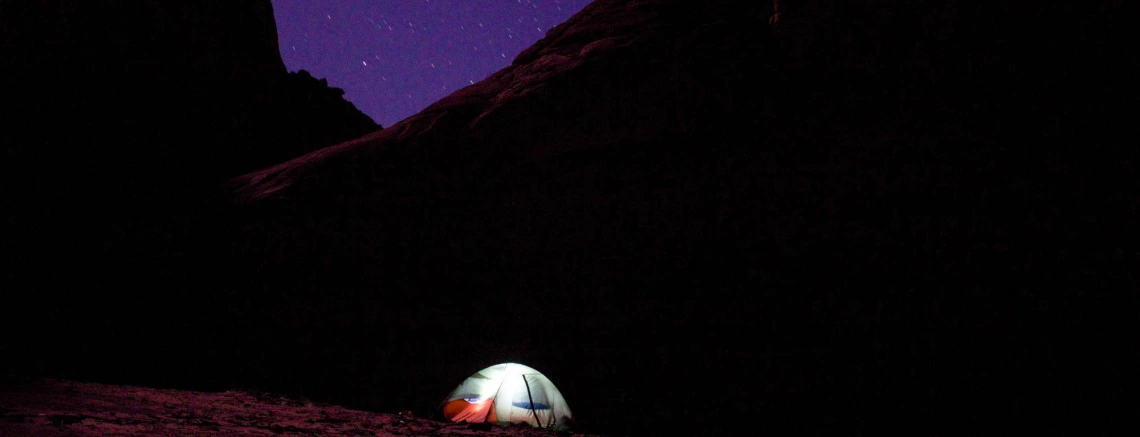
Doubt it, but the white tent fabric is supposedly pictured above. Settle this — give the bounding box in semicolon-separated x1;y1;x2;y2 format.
442;362;573;431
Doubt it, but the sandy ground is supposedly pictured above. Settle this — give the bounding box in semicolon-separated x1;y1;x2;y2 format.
0;379;597;437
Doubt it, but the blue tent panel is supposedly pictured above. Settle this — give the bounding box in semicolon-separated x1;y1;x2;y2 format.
512;401;551;410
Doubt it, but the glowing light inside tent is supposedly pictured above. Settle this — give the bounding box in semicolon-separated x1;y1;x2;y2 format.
441;362;573;431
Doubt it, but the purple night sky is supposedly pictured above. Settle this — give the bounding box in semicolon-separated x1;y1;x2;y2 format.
271;0;589;128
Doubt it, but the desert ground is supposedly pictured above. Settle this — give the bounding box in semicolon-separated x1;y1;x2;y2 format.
0;379;595;437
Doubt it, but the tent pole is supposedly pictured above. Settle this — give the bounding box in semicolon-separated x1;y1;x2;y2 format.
521;375;542;428
484;376;506;424
483;399;496;423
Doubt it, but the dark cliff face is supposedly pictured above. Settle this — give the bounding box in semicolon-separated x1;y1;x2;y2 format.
2;1;379;309
4;1;1132;436
2;0;378;195
1;2;381;397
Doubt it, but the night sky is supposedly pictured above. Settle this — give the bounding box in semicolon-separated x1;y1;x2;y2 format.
271;0;589;128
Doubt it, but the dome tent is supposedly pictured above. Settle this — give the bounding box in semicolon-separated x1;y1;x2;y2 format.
441;362;573;431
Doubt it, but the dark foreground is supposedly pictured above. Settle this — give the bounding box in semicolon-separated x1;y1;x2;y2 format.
0;378;597;437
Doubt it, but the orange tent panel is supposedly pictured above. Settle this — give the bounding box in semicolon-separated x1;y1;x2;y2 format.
443;399;497;423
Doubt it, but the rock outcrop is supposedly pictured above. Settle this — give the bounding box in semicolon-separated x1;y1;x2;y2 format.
0;0;380;261
2;0;379;319
1;1;380;407
2;1;380;187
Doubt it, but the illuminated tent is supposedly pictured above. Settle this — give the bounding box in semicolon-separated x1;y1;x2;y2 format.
441;362;573;431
